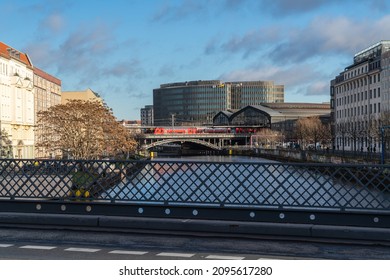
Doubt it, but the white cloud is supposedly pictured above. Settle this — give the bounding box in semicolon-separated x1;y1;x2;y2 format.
219;63;330;98
44;13;65;33
305;81;329;96
209;14;390;64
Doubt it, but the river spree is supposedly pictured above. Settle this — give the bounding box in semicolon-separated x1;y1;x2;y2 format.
103;155;390;210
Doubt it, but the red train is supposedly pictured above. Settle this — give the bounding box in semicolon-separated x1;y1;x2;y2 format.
149;127;256;135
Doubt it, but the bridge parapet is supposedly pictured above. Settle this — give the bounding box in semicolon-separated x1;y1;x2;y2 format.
142;133;240;139
0;159;389;231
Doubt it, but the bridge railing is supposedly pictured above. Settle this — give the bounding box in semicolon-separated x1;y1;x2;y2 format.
0;159;389;228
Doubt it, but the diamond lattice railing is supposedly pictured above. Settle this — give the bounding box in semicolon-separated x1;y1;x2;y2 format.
0;159;389;211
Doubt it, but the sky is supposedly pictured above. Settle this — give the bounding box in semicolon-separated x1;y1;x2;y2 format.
1;0;390;120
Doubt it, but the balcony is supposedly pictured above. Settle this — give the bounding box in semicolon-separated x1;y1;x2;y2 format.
10;74;23;88
23;77;33;91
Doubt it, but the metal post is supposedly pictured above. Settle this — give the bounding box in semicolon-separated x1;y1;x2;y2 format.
382;127;385;164
381;126;390;164
171;114;175;129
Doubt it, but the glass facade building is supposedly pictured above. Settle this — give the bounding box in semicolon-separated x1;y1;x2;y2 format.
153;80;284;126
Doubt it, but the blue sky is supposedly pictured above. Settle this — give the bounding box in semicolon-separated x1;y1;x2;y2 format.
2;0;390;120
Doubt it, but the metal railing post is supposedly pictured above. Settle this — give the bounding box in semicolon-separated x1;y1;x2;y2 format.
381;126;390;164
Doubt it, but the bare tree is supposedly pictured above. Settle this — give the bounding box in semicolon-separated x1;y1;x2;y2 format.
379;109;390;157
0;129;13;158
363;114;380;152
295;116;329;149
37;100;137;160
345;116;364;153
335;120;348;152
252;128;283;148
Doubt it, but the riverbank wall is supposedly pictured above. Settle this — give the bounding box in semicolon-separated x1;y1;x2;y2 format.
232;148;382;165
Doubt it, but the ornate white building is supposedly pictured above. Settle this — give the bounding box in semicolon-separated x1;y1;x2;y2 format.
0;42;35;158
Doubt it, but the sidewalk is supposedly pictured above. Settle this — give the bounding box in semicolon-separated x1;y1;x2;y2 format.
0;212;390;244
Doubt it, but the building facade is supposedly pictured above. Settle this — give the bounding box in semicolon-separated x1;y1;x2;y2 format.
213;103;331;142
33;67;62;158
331;41;390;152
62;88;102;104
0;42;35;158
153;80;284;126
140;105;154;126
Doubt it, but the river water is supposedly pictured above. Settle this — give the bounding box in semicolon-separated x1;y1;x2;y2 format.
103;155;390;210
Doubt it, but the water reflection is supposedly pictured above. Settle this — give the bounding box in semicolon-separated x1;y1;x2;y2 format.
104;156;390;210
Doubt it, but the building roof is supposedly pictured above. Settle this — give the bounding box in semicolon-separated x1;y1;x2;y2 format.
61;88;103;104
239;105;284;117
261;102;330;110
213;103;330;126
34;67;61;86
0;41;32;67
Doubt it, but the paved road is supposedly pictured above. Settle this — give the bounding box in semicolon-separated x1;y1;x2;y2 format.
0;226;389;260
0;242;282;260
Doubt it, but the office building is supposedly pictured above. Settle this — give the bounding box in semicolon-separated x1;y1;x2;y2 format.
141;105;154;126
33;67;62;158
153;80;284;126
331;41;390;152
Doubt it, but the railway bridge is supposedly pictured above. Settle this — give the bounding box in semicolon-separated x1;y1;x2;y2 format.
140;133;251;151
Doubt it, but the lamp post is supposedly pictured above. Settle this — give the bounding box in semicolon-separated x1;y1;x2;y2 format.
381;125;390;164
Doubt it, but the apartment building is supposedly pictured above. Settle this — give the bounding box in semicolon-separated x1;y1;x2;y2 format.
0;42;34;158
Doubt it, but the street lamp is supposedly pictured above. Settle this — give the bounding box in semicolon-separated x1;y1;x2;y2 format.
381;125;390;164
